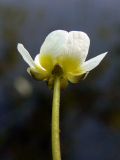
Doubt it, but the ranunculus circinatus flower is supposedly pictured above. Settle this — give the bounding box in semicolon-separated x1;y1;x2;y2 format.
17;30;107;88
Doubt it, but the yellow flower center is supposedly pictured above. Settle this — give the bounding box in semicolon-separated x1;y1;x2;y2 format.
29;53;85;88
40;54;83;76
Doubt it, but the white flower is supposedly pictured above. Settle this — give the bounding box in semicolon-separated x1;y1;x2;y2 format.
17;30;107;88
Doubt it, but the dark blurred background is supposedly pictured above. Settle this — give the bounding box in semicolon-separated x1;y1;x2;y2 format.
0;0;120;160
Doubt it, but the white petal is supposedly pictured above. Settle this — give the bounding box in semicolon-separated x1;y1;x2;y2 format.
67;31;90;62
81;52;108;72
34;54;46;71
17;43;35;67
40;30;68;57
34;54;40;66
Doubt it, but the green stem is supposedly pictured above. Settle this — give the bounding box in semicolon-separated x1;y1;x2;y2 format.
52;77;61;160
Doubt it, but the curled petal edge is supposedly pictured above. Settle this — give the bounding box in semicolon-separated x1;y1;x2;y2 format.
27;66;49;81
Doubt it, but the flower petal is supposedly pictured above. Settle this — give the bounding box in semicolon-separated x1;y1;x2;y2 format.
34;54;46;71
34;54;40;66
17;43;35;67
40;30;68;57
27;67;49;81
67;72;86;83
67;31;90;62
81;52;108;72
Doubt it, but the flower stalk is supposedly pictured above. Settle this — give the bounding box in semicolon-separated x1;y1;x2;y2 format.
52;76;61;160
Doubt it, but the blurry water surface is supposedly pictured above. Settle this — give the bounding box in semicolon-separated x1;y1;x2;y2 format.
0;0;120;160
